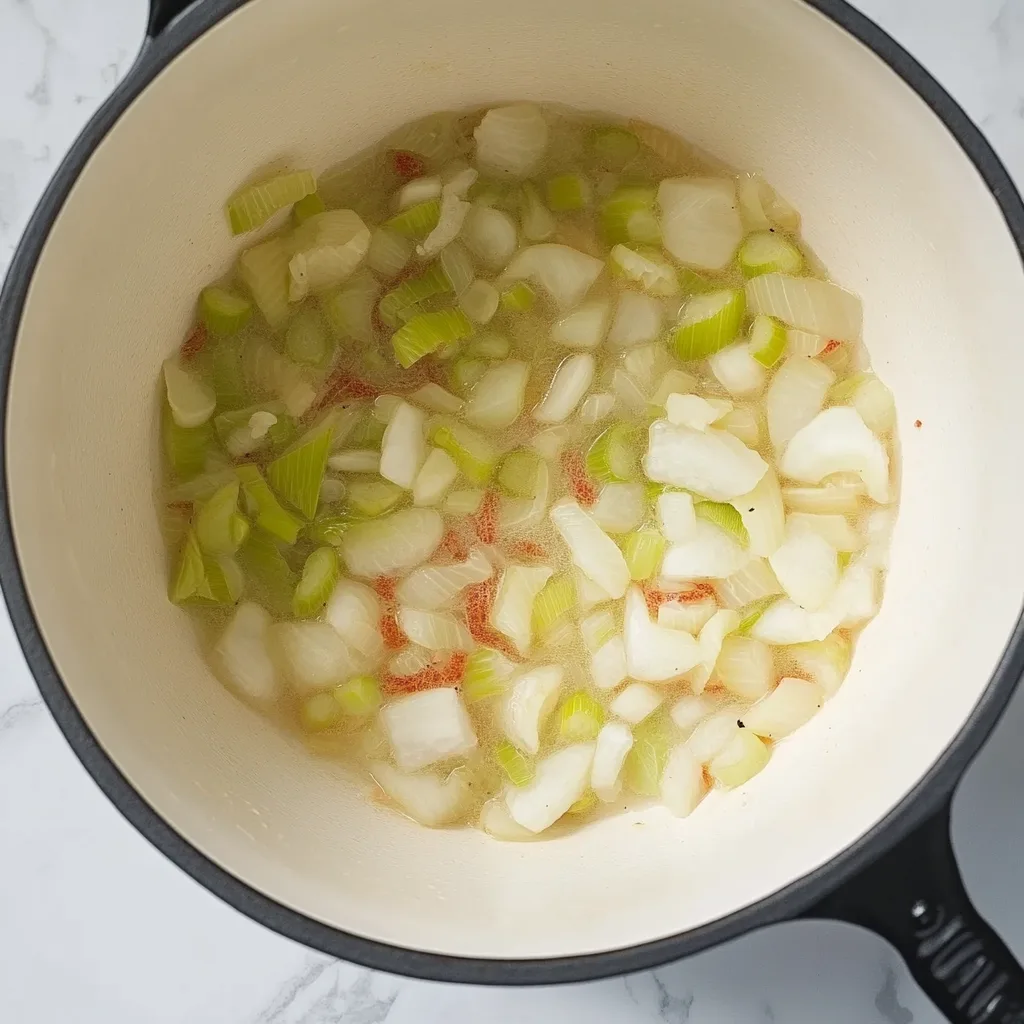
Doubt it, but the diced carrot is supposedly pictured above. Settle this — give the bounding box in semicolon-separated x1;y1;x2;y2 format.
472;489;499;545
642;581;716;616
383;651;469;694
179;323;207;361
508;539;548;561
438;528;470;562
390;149;426;180
821;339;841;355
465;578;521;661
561;449;598;508
373;576;397;603
313;370;381;413
380;613;408;651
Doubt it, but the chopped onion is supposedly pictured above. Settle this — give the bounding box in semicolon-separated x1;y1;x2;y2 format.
498;664;563;755
747;273;862;342
214;603;279;704
480;797;536;841
861;508;896;569
440;241;476;297
669;694;716;733
662;520;750;580
550;498;630;598
459;279;500;324
492;564;554;655
658;177;744;270
657;491;697;544
610;683;664;725
465;360;530;430
505;743;595;833
714;558;783;609
324;271;378;344
782;474;866;514
398;606;474;652
370;763;470;827
718;405;761;447
520;181;556;241
379;400;426;489
462;205;518;270
367;227;413;277
270;620;360;696
689;608;741;693
396;176;442;210
623;586;702;682
787;328;827;358
612;367;649;411
590;635;628;690
788;512;863;552
708;341;765;397
607;291;664;348
645;420;768;501
163;359;216;428
658;597;717;635
474;104;549;177
741;677;824;739
288;210;371;300
709;730;770;788
503;244;603;310
609;244;679;296
579;392;616;424
500;458;551;533
408;384;463;416
769;524;839;611
534;353;596;424
592;722;634;802
340;508;443;577
652;369;698;408
661;744;704;817
789;632;852;695
328;449;380;473
780;407;891;504
730;469;785;558
716;635;773;700
381;688;477;771
687;712;740;763
765;356;835;449
396;549;492;611
324;578;384;668
590;482;646;534
848;374;897;434
665;394;733;431
551;300;611;350
412;447;459;507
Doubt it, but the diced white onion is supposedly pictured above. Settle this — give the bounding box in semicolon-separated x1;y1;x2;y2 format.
689;608;741;693
550;498;630;599
370;763;470;827
769;524;839;611
367;227;412;277
579;392;616;424
788;512;863;552
551;300;611;350
474;104;549;178
657;491;697;544
657;598;717;635
669;694;716;733
661;744;704;817
214;603;279;704
534;353;596;423
325;579;384;668
765;356;835;450
379;400;427;490
491;564;554;655
591;722;634;802
409;383;464;415
687;712;741;764
610;683;664;724
479;797;536;841
709;342;765;397
651;369;698;408
461;205;518;270
741;677;824;739
607;291;664;348
716;635;773;700
396;549;492;611
658;177;744;271
731;469;785;558
464;360;530;431
505;743;595;833
498;665;563;755
502;244;604;310
665;394;733;431
340;509;444;577
590;636;628;690
417;190;471;258
459;279;500;324
747;273;862;341
397;176;442;210
590;482;646;534
662;520;750;580
397;607;474;652
715;558;783;609
623;586;702;682
270;621;362;697
412;448;459;507
381;688;477;771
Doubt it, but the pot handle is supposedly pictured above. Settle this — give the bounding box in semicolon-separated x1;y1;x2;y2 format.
148;0;201;37
807;802;1024;1023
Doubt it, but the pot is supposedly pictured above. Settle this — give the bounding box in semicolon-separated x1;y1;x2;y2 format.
2;0;1024;1018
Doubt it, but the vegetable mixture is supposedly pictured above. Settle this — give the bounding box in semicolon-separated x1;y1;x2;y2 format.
159;103;897;839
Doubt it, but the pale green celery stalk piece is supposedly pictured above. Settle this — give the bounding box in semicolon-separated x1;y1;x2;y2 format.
226;169;317;234
162;403;212;480
558;691;604;741
333;675;381;716
497;449;542;498
305;511;359;546
392;309;473;369
238;236;291;328
749;314;788;368
292;192;327;225
378;264;452;327
266;416;335;519
677;266;715;294
293;546;340;617
384;198;442;239
737;595;780;634
469;333;511;360
495;740;534;786
196;555;245;604
545;173;592;212
738;231;804;278
590;126;640;171
300;692;343;732
451;357;486;393
285;307;329;365
531;574;577;633
622;530;666;581
828;371;872;404
468;178;510;207
669;289;746;361
624;716;674;796
238;529;296;615
349;413;386;449
462;647;515;703
199;287;252;335
600;185;660;245
430;420;495;484
169;530;205;604
207;341;248;411
236;464;303;544
195;480;250;555
267;414;298;452
500;281;537;312
347;479;403;518
586;424;638;482
695;501;750;546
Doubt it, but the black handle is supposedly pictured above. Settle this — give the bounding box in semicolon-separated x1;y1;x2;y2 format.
809;803;1024;1023
148;0;201;37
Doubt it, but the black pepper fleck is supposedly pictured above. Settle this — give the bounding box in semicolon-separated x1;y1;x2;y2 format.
737;719;745;728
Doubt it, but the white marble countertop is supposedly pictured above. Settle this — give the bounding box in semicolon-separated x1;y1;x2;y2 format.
2;0;1024;1020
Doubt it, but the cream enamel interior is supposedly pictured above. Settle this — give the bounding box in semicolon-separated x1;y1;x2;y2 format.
7;0;1024;959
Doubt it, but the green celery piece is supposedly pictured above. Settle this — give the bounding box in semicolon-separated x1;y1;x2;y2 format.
285;307;330;365
532;574;576;633
624;715;674;796
195;480;250;555
495;740;534;786
695;500;750;546
590;126;640;171
497;449;542;498
391;309;473;369
226;169;316;234
599;185;660;246
384;198;441;239
162;402;212;480
545;172;591;212
347;479;403;518
558;691;604;741
622;530;666;581
450;357;486;394
305;511;359;546
378;264;452;328
293;192;327;225
195;555;245;604
499;281;537;312
737;595;780;634
266;415;335;519
333;675;381;716
206;339;249;411
300;692;344;732
237;464;303;544
238;528;297;616
349;413;386;449
430;421;495;484
293;546;340;618
169;530;206;604
199;286;252;335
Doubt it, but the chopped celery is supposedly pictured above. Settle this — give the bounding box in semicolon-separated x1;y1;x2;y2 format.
195;480;249;555
293;546;340;617
600;186;660;245
622;530;666;581
267;414;298;451
163;358;216;429
378;264;452;327
347;479;403;518
459;279;500;325
468;177;511;207
170;530;206;603
162;402;212;479
285;307;329;365
749;314;788;368
324;271;378;344
495;740;534;786
670;289;746;361
546;173;591;212
567;791;598;815
334;675;382;716
463;647;516;702
384;198;442;238
292;192;327;225
349;413;386;449
738;231;804;278
498;449;542;497
207;340;248;410
306;511;357;546
558;691;605;741
237;464;303;544
430;420;496;483
226;169;316;234
590;126;640;171
695;501;750;546
737;595;780;634
266;416;335;518
531;574;576;633
586;424;638;482
451;356;487;393
623;716;673;796
238;236;291;328
237;528;296;614
500;281;537;312
392;309;473;368
469;333;511;360
300;691;343;732
199;287;252;335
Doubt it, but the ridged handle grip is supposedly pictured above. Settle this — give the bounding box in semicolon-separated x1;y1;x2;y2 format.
809;805;1024;1023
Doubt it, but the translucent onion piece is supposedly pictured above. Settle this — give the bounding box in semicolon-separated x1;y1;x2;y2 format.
498;665;563;755
550;498;630;599
766;356;835;450
551;300;611;350
397;607;474;652
738;232;804;278
861;508;896;570
610;683;664;725
417;191;471;258
328;449;380;473
607;291;664;348
661;744;704;817
520;181;556;242
789;632;852;696
381;688;477;771
431;419;497;484
534;353;596;424
409;383;464;415
325;578;384;668
397;549;492;612
367;227;413;277
491;564;554;655
505;743;596;834
746;273;863;342
661;519;751;581
464;360;530;430
788;512;863;552
324;271;379;344
709;341;765;397
592;722;634;802
214;602;279;704
461;205;518;270
474;104;549;177
769;524;839;611
479;797;536;841
716;635;773;700
502;244;604;310
657;491;697;544
590;482;645;535
689;608;741;693
787;328;827;358
709;730;770;788
609;245;679;297
340;508;444;577
396;176;442;210
665;394;733;432
623;586;702;682
440;240;476;297
669;694;716;733
579;392;616;424
651;369;698;408
163;359;216;428
686;712;740;764
459;279;500;324
718;405;761;448
370;763;471;828
293;546;340;618
500;458;551;533
238;237;291;327
657;597;717;635
412;447;459;507
849;375;897;434
714;557;783;610
730;469;785;558
741;677;824;739
378;400;427;490
270;620;361;696
288;210;372;300
590;635;628;690
657;177;744;271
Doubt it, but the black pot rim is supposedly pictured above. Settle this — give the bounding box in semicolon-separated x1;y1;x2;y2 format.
2;0;1023;987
